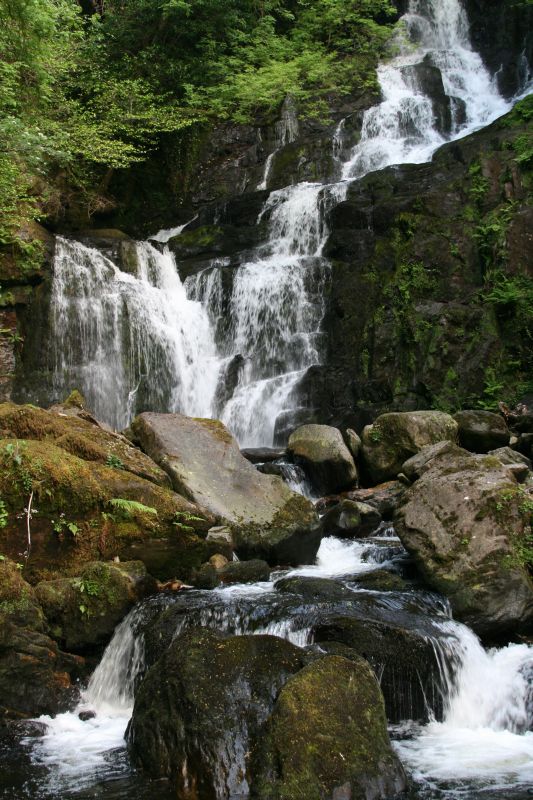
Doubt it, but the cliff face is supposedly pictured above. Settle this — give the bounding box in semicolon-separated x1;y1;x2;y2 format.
2;1;532;432
303;106;533;431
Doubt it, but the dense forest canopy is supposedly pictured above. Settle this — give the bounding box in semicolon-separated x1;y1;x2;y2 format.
0;0;399;244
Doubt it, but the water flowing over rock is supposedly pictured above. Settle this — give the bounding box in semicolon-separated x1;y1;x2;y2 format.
131;412;321;565
127;628;306;797
395;446;533;637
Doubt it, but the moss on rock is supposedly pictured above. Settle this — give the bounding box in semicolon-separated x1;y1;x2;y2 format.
253;655;406;800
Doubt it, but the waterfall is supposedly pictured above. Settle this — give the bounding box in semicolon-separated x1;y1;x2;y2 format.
45;0;516;445
50;238;221;430
395;620;533;791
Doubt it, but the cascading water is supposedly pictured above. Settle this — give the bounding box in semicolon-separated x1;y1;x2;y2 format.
50;238;220;430
45;0;517;446
394;621;533;794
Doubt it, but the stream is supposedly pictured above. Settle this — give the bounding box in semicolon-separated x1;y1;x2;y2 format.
3;0;532;796
2;530;532;799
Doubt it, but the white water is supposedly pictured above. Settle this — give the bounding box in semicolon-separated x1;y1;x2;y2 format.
29;610;145;793
46;0;518;446
50;237;220;430
396;620;533;793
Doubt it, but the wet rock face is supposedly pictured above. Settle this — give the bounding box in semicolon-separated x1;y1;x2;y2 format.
287;424;358;495
313;615;443;723
361;411;458;484
303;111;533;431
127;628;306;797
0;621;83;718
128;628;406;800
253;655;407;800
0;559;83;718
463;0;533;98
394;446;533;638
131;413;321;565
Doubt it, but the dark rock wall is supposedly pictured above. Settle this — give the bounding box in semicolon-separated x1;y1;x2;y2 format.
464;0;533;98
301;112;533;431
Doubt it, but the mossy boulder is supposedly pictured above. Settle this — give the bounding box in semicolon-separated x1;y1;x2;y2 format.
353;569;408;592
361;411;458;484
131;413;321;565
453;409;511;453
34;560;156;651
0;437;215;582
394;447;533;637
127;627;306;797
217;559;271;585
275;576;357;603
0;402;170;488
287;424;358;495
253;655;406;800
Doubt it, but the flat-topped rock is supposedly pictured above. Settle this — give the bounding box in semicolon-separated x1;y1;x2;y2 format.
131;413;320;565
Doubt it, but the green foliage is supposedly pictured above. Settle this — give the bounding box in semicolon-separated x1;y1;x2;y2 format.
0;500;8;529
108;498;158;518
0;0;397;243
105;453;125;470
73;577;100;597
2;442;33;492
52;515;80;537
173;509;205;533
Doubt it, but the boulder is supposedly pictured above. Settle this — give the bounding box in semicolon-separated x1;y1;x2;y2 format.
314;615;442;722
319;499;382;539
353;569;408;592
34;561;156;651
127;628;305;797
0;402;170;487
395;448;533;637
131;413;320;565
337;481;405;519
0;437;214;582
489;446;532;471
344;428;362;460
287;424;358;495
275;576;357;604
253;656;407;800
454;409;510;453
0;621;83;718
218;559;271;585
361;411;458;484
401;440;462;482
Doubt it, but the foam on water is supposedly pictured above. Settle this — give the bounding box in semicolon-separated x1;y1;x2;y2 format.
395;621;533;794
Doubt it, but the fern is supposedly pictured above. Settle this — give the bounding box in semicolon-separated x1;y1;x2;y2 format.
108;498;158;518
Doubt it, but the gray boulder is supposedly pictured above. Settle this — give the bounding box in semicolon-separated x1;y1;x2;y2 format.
320;499;382;539
454;409;510;453
287;424;358;495
361;411;458;484
395;448;533;637
131;413;320;565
